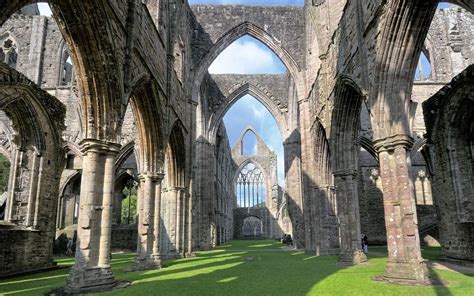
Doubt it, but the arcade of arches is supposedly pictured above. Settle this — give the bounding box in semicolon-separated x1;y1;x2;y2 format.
0;0;472;293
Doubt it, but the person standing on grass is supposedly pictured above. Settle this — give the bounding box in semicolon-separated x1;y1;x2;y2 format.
362;234;368;254
66;238;74;256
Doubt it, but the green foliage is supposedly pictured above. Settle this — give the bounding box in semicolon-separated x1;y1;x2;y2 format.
121;186;137;224
0;154;10;195
0;242;472;296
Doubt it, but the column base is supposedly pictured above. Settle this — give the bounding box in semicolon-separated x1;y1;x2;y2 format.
159;252;185;261
185;252;196;258
129;255;162;271
338;249;368;265
65;266;116;293
382;261;431;285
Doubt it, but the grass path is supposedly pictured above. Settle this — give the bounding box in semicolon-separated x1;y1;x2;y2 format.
0;240;473;295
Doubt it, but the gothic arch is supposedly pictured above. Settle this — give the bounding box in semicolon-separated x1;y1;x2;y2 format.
63;141;83;160
48;1;126;141
233;159;271;208
371;0;437;140
115;141;136;174
192;21;303;102
0;63;65;275
165;121;186;188
59;170;81;199
208;83;287;143
358;136;378;162
128;78;165;174
331;76;364;174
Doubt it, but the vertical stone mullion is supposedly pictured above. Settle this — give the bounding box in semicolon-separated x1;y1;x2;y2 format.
6;148;21;222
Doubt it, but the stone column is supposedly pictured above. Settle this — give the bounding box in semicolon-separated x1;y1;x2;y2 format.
283;138;305;249
152;174;164;260
185;181;195;257
132;173;161;270
175;187;182;254
374;136;429;284
160;187;179;258
66;139;120;293
334;172;367;265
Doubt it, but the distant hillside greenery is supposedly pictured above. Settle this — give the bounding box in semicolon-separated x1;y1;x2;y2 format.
0;154;10;194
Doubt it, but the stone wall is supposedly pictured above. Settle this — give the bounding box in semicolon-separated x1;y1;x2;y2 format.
423;65;474;262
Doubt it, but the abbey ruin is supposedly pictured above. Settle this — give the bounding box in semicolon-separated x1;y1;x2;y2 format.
0;0;472;293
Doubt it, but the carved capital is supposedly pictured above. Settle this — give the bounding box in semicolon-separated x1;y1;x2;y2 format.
79;138;121;155
149;173;165;182
373;134;413;153
333;170;358;177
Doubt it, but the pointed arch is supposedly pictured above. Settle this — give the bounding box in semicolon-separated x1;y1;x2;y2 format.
331;76;364;174
241;129;258;156
209;83;287;143
371;0;437;140
128;77;165;174
358;136;378;162
165;121;186;188
115;141;136;174
192;22;302;102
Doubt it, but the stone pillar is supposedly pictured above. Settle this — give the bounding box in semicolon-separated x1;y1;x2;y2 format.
66;140;120;293
160;187;179;258
185;181;195;257
175;187;183;255
152;174;164;259
132;173;162;270
283;137;305;249
374;136;429;284
334;172;367;265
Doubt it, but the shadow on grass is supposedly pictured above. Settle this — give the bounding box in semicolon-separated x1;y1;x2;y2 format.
1;241;473;295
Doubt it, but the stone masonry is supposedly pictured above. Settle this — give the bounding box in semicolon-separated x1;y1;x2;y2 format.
0;0;472;291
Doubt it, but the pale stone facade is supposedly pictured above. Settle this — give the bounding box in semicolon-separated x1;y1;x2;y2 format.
0;0;472;292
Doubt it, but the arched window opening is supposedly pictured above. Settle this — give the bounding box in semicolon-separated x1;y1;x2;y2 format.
60;52;74;86
0;154;10;220
57;174;81;229
209;35;286;75
236;162;266;208
121;179;138;224
66;154;76;170
174;38;185;83
242;216;262;238
223;95;284;185
414;51;432;81
241;130;257;156
0;36;17;69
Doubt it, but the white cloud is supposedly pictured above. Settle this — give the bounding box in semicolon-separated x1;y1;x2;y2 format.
209;38;283;74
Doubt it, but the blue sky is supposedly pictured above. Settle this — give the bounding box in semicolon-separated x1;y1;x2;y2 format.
223;95;285;186
209;36;286;74
209;35;286;186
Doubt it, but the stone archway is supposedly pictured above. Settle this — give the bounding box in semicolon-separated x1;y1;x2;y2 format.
0;63;65;276
192;21;302;103
330;77;367;265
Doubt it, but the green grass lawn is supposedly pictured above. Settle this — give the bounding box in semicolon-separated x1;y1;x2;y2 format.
0;240;473;295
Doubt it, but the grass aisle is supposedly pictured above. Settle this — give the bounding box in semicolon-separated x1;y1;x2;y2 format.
0;240;473;295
